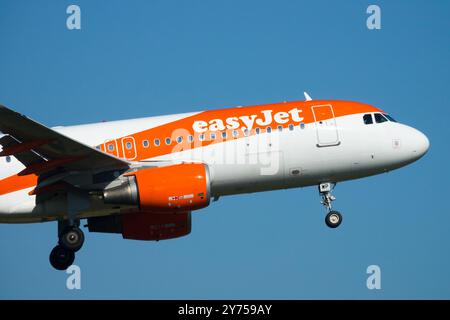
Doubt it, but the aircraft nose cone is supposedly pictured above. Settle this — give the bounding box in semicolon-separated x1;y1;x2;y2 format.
411;129;430;159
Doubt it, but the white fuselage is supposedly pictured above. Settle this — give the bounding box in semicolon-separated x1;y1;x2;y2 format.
0;105;429;223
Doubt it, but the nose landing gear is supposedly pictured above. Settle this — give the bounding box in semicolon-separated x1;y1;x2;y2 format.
49;221;85;270
319;182;342;228
325;210;342;228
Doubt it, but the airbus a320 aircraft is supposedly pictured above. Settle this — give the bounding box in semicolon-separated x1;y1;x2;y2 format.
0;94;429;270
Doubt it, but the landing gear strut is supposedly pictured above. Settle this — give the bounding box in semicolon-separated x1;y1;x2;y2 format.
49;220;85;270
319;182;342;228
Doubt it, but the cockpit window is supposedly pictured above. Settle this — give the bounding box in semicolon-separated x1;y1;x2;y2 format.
363;114;373;125
383;114;397;122
374;113;388;123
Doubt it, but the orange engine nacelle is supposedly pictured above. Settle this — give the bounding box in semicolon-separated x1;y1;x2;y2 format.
87;212;191;241
103;163;211;212
122;212;191;240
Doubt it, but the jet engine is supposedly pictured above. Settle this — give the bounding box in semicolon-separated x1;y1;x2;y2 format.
102;163;211;212
87;211;191;241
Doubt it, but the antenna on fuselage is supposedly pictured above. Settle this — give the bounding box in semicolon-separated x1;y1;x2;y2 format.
304;92;312;101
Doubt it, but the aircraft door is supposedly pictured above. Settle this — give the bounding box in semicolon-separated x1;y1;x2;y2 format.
312;105;340;147
103;140;119;157
121;136;137;160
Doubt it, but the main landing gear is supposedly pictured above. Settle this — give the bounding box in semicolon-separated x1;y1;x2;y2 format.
319;182;343;228
49;220;85;270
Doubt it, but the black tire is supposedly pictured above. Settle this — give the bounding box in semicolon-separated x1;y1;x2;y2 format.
59;227;84;252
325;210;343;228
49;245;75;270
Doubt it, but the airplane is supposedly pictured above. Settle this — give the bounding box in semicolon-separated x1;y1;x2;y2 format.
0;93;429;270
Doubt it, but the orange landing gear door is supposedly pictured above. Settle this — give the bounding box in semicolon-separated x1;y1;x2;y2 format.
312;105;340;147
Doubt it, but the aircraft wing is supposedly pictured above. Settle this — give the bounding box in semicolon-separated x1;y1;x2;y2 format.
0;104;129;176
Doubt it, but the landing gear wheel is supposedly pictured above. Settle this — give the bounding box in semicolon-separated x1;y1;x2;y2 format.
325;211;342;228
59;227;84;252
318;183;343;228
49;245;75;270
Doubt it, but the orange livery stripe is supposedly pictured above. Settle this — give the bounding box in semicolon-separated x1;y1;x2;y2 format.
0;174;38;196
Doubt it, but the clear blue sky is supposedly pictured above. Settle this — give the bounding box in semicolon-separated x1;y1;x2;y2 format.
0;0;449;299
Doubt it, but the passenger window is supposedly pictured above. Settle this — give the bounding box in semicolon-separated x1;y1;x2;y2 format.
278;125;283;132
154;139;160;146
363;114;373;125
300;123;305;129
176;136;183;143
243;128;249;136
221;131;227;139
142;140;149;148
255;128;260;134
375;113;388;123
188;135;194;142
199;134;205;141
210;133;216;140
288;124;294;131
266;126;272;133
165;137;171;145
108;144;115;151
232;130;238;137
